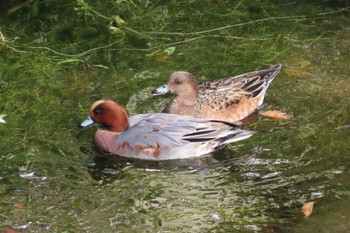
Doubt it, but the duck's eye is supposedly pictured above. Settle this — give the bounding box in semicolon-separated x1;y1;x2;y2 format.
93;106;105;115
174;79;182;85
94;109;101;115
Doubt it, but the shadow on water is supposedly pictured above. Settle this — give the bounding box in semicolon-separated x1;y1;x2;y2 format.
79;135;348;232
83;141;289;183
81;145;233;182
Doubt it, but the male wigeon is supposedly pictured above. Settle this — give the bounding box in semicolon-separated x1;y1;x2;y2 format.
80;100;255;160
152;64;282;122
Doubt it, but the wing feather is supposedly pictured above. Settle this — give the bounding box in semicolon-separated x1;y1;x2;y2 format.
119;114;226;148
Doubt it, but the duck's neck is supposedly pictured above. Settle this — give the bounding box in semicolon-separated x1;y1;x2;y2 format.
177;92;198;106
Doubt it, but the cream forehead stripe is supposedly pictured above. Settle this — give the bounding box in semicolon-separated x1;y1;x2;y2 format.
90;100;108;112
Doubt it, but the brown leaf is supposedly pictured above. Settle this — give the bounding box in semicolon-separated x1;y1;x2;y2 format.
302;201;315;218
2;227;20;233
155;55;169;62
259;110;292;121
13;203;25;209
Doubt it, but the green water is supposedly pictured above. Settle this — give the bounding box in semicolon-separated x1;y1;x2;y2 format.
1;0;350;232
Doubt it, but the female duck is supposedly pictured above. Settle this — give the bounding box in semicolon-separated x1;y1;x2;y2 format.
152;64;282;122
81;100;255;160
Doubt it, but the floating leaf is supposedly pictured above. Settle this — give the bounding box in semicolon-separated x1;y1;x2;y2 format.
13;203;25;209
302;201;315;218
2;227;20;233
155;55;169;62
259;110;292;120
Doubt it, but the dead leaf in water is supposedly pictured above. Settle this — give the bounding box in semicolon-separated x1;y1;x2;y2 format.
259;110;292;120
302;201;315;218
13;203;25;209
2;227;20;233
155;55;169;62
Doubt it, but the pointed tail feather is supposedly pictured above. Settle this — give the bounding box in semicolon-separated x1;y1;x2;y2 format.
265;63;282;85
257;63;282;106
214;130;256;150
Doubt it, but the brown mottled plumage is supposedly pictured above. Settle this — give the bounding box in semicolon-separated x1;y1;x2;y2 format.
153;64;282;122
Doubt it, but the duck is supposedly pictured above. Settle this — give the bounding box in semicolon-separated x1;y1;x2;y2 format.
152;64;282;122
80;100;255;160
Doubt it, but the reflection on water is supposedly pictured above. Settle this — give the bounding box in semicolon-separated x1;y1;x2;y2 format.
81;140;347;232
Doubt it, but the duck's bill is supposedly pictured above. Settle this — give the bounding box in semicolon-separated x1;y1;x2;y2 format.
80;116;94;127
152;84;169;96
